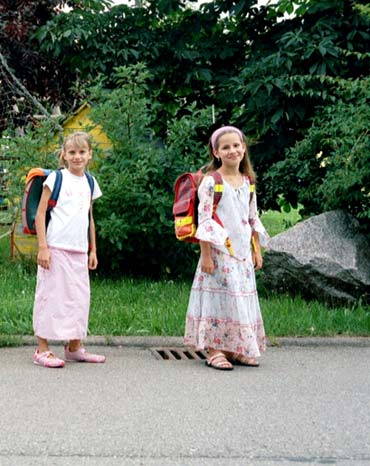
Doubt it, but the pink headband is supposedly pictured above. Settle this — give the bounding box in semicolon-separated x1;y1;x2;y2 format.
210;126;243;151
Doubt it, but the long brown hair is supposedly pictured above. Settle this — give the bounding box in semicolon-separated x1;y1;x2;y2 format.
206;128;256;183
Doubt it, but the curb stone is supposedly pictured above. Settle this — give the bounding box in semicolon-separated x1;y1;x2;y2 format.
4;335;370;348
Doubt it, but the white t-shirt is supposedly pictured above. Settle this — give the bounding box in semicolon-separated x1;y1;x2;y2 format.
44;168;102;252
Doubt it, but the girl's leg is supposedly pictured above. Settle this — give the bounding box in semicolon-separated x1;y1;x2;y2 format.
67;339;81;352
37;336;50;353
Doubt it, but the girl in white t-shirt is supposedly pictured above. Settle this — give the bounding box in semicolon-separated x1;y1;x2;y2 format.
32;131;105;368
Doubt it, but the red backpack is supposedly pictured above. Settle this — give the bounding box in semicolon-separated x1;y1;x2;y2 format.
173;168;254;255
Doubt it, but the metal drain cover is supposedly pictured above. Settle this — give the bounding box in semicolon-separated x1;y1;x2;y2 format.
150;347;207;361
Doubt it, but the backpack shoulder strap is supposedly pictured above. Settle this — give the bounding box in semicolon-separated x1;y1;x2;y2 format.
208;171;235;256
47;169;63;209
84;172;95;248
209;171;223;214
85;172;95;198
45;169;62;229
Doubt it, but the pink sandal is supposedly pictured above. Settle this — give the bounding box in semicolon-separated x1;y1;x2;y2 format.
32;350;65;368
206;352;234;371
64;346;106;363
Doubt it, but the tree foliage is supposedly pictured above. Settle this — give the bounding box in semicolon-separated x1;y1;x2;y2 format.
2;0;370;276
0;0;60;98
267;78;370;231
32;0;370;184
227;0;370;204
0;0;111;125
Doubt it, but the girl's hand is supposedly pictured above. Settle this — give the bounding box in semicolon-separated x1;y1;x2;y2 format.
37;248;51;270
201;256;215;274
89;251;98;270
253;250;263;271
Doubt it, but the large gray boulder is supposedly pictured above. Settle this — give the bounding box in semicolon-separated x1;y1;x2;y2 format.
262;210;370;304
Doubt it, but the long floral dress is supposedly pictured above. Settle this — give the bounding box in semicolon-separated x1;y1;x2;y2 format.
184;174;269;358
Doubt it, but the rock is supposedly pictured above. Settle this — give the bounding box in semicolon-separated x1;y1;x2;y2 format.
262;210;370;305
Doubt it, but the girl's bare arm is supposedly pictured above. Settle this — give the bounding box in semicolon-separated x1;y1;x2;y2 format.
88;202;98;270
35;186;52;269
200;240;215;274
252;231;263;270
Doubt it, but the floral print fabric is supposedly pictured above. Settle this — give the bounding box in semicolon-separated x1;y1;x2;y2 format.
195;175;269;257
184;175;268;357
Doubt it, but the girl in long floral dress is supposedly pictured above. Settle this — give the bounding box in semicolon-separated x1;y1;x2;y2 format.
184;126;269;370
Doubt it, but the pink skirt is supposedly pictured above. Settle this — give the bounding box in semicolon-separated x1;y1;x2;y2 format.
33;248;90;340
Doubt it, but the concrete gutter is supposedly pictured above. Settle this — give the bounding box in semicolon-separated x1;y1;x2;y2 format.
6;334;370;347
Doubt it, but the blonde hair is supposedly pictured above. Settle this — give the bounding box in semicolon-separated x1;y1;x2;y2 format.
206;127;256;183
58;131;92;168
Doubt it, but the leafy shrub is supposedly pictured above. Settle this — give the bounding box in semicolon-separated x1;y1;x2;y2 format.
265;78;370;232
89;65;213;278
1;65;214;278
0;120;62;224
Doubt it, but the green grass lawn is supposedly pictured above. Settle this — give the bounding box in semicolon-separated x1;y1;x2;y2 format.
260;205;302;237
0;269;369;343
1;207;370;347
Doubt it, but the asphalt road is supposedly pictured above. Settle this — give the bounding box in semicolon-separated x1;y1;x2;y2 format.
0;338;369;466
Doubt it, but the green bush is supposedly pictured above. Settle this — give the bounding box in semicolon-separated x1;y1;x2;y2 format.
89;65;213;278
0;65;217;279
0;120;62;224
265;78;370;231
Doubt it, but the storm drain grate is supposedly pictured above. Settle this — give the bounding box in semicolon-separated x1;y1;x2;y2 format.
150;347;207;361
